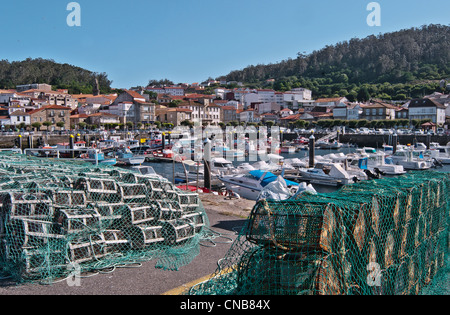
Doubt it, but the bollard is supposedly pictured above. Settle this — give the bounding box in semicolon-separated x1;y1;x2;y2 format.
204;138;212;191
309;133;315;168
393;134;398;154
69;135;75;158
17;135;23;151
28;135;33;149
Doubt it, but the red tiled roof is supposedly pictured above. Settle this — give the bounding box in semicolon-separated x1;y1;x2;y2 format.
70;114;89;118
10;110;29;116
167;108;192;112
125;89;146;100
88;112;119;117
221;106;236;110
281;114;301;120
315;97;346;103
28;105;72;115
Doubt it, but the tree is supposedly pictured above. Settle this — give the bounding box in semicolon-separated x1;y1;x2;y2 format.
31;122;42;131
56;121;65;130
43;121;53;130
357;87;371;102
294;120;307;128
78;122;87;130
180;120;194;127
153;121;162;129
357;119;369;128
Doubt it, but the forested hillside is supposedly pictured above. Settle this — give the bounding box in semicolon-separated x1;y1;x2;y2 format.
0;58;112;94
220;24;450;101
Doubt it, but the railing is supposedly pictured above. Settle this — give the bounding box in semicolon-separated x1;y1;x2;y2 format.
316;131;338;142
23;148;102;165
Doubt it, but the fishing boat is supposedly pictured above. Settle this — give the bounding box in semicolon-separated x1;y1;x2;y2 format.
81;150;117;166
55;141;86;158
114;148;145;166
37;145;58;157
218;170;301;201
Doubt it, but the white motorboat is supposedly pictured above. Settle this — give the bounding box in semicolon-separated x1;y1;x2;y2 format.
174;158;235;183
283;158;308;170
234;163;256;174
351;147;406;175
130;165;164;179
388;148;432;170
427;146;450;164
280;146;296;154
175;160;205;183
297;162;360;186
316;140;343;150
319;153;369;181
218;170;300;201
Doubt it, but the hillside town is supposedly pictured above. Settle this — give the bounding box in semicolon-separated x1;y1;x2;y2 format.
0;81;449;133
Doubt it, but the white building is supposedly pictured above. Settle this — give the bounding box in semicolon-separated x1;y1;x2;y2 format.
254;102;281;115
283;88;312;110
239;109;260;123
100;102;135;124
9;110;31;126
347;104;362;120
408;98;446;126
146;86;185;96
0;92;31;106
243;93;260;108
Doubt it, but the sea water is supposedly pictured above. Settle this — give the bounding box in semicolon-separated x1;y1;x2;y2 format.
129;147;450;193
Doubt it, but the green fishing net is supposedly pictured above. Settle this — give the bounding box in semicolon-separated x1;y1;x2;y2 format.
0;152;209;284
188;171;449;295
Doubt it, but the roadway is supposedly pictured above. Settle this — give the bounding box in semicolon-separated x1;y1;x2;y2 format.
0;209;245;295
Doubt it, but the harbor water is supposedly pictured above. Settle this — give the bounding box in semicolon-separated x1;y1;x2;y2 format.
125;147;450;194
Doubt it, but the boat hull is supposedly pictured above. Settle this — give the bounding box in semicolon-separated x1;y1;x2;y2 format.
119;157;146;166
220;180;261;200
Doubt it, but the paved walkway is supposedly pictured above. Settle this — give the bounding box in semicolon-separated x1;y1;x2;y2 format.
0;209;245;295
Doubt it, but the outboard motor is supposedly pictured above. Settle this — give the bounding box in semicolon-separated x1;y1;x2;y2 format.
374;168;386;177
363;169;379;180
432;158;443;168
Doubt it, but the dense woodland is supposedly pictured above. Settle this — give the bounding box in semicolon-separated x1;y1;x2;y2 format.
0;58;112;94
218;24;450;101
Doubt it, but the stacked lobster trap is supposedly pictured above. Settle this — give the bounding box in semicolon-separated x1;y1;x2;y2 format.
0;152;208;282
188;171;449;296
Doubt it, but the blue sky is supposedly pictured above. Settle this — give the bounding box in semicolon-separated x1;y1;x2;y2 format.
2;0;449;88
